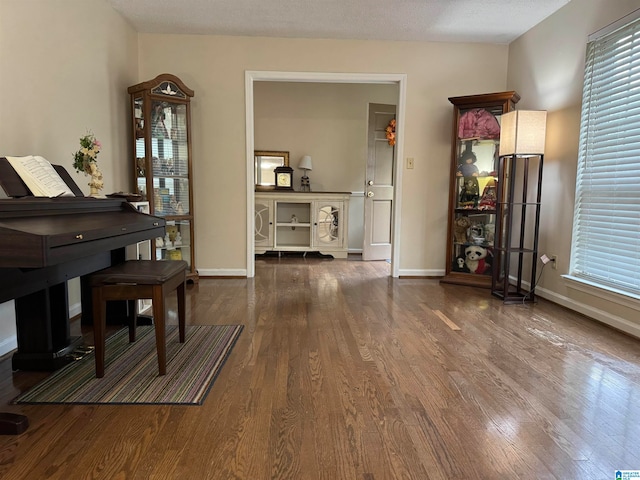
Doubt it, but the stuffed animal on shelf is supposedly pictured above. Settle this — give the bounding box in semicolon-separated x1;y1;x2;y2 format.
478;178;497;210
464;245;491;275
456;141;480;177
458;108;501;140
459;177;480;208
166;225;178;242
454;216;471;243
452;256;470;273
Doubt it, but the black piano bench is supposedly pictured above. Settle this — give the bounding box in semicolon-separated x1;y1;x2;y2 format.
89;260;188;378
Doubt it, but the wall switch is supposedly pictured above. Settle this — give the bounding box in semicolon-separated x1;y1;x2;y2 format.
407;157;414;169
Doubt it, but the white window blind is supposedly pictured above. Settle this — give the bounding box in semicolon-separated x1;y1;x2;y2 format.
571;13;640;296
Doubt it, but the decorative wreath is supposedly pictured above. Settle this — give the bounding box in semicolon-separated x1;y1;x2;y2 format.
385;118;396;146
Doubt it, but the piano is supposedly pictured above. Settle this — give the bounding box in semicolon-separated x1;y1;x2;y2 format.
0;158;165;371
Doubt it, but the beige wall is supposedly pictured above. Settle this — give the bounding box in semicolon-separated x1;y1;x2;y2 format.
254;82;397;193
137;34;508;272
0;0;138;355
507;0;640;336
0;0;138;192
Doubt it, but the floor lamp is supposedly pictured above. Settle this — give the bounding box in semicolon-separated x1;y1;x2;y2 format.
492;110;547;303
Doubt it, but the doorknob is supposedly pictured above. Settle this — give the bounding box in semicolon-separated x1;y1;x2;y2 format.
367;180;374;186
367;191;374;198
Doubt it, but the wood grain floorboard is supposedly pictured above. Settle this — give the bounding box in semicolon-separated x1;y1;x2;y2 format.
2;256;640;479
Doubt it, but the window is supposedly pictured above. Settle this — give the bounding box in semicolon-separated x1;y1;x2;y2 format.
571;11;640;296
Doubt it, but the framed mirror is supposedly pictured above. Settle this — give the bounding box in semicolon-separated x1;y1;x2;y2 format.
255;150;289;188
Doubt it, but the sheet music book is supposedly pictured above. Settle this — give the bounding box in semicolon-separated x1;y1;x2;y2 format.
6;155;75;197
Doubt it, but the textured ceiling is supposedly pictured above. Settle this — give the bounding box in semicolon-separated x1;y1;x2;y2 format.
105;0;571;44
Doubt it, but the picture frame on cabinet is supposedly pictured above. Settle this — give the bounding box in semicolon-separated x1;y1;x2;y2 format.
255;150;289;188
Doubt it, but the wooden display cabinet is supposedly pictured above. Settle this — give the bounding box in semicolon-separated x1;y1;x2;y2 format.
441;91;520;288
128;74;198;283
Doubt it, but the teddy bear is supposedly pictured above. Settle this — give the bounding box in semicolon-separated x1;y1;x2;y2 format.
454;216;471;243
459;178;480;208
464;245;491;275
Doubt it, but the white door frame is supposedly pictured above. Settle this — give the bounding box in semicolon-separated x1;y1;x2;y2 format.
245;71;407;278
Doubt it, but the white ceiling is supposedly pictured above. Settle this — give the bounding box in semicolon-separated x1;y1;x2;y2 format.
105;0;571;44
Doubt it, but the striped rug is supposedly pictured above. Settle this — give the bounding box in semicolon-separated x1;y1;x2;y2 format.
12;324;243;405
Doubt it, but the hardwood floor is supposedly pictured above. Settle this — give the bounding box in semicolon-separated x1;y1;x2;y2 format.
2;256;640;479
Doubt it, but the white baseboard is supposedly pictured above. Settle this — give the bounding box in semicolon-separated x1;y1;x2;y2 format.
536;286;640;339
397;268;445;277
197;268;247;277
69;301;82;319
0;334;17;357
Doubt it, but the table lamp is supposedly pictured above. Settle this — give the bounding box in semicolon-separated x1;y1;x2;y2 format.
298;155;313;191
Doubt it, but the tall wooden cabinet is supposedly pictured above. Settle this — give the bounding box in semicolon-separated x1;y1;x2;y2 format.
128;74;198;283
441;91;520;288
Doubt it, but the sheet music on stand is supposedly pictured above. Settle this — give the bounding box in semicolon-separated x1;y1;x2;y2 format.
4;156;75;197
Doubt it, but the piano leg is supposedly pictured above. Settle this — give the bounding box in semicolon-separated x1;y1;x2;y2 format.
5;249;142;371
12;283;83;371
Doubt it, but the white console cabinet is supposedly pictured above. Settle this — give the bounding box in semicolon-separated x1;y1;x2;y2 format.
255;192;350;258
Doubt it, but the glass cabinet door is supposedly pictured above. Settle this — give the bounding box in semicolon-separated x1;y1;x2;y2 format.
451;130;500;273
147;100;190;218
314;201;342;248
255;199;273;250
156;219;192;263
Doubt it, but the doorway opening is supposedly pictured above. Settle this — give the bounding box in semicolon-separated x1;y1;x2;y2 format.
245;71;407;278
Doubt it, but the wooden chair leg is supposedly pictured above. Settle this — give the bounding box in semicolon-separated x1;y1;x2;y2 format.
152;284;166;376
92;288;107;378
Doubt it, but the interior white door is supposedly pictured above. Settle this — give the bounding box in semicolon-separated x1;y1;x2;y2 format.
363;103;396;261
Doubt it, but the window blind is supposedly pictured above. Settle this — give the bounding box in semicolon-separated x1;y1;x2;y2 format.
571;14;640;295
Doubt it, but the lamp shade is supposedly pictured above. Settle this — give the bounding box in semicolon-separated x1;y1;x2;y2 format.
298;155;313;171
499;110;547;156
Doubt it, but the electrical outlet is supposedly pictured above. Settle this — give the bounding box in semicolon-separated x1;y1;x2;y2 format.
551;255;557;269
406;157;414;169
